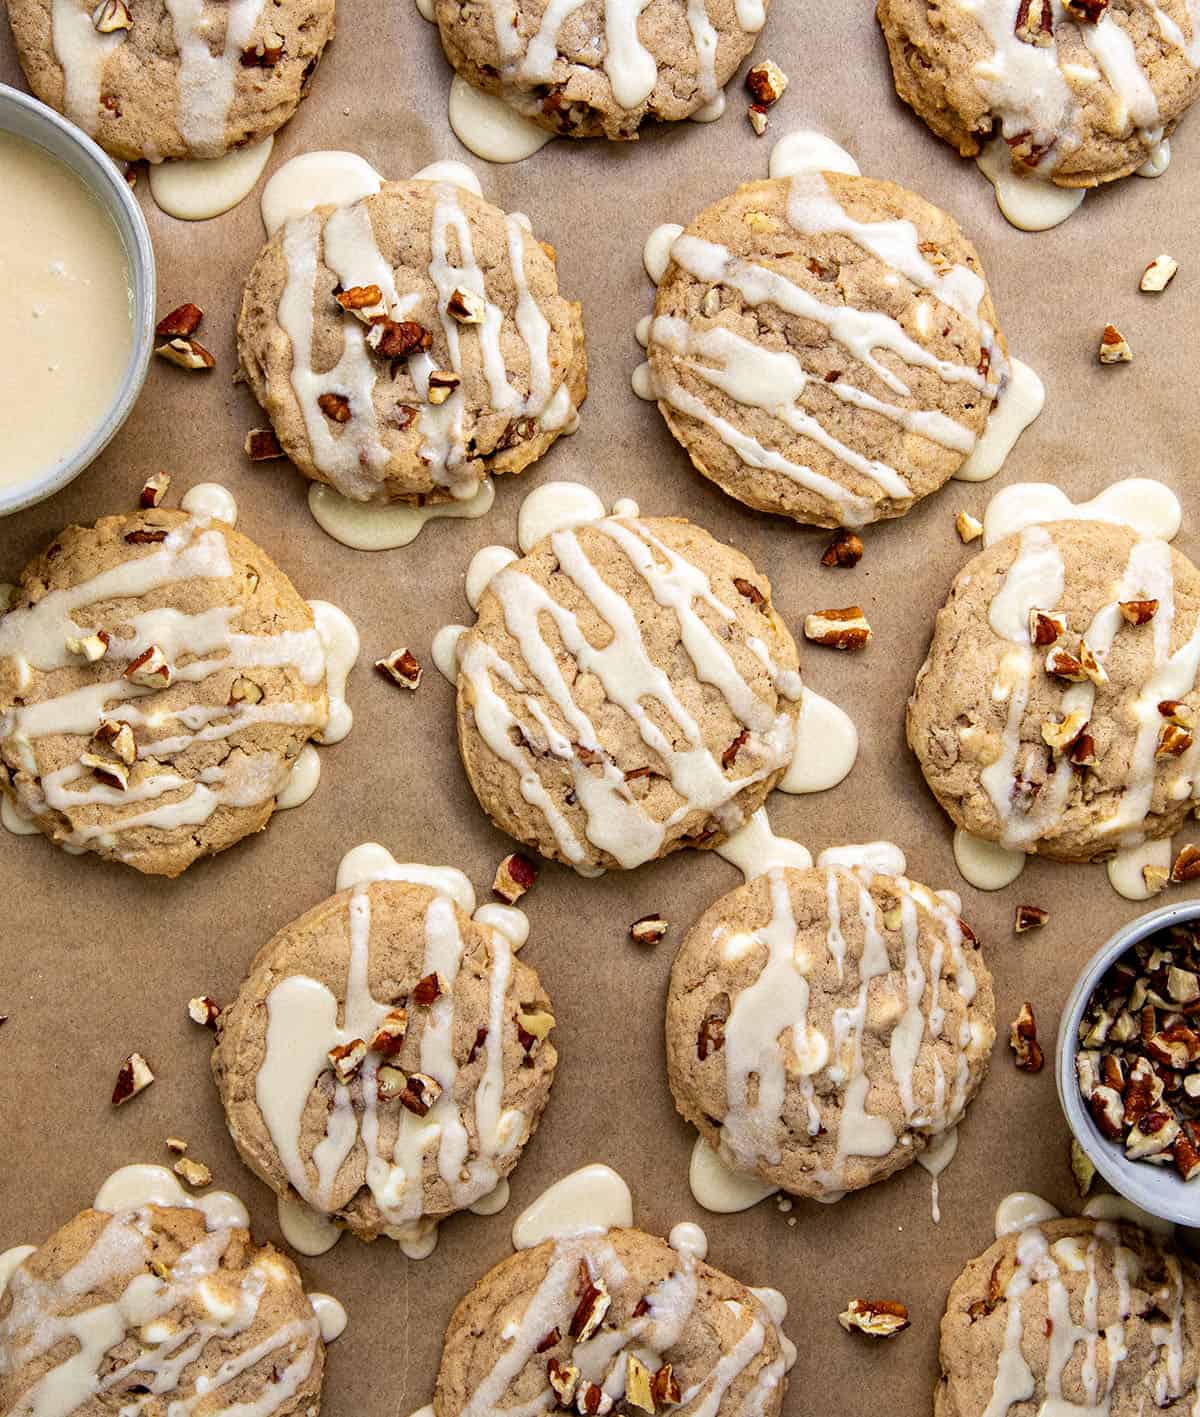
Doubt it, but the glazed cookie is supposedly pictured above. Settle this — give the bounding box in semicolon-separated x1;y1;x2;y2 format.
908;519;1200;862
213;878;557;1246
5;0;334;163
877;0;1200;189
434;0;770;140
435;1227;790;1417
937;1217;1200;1416
666;863;994;1200
646;174;1006;529
454;514;803;873
0;507;331;877
0;1204;324;1417
237;179;587;506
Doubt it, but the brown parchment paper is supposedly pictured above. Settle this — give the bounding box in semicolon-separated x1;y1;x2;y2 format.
4;4;1200;1414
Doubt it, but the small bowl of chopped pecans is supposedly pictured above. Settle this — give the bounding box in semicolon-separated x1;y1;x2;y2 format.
1057;899;1200;1225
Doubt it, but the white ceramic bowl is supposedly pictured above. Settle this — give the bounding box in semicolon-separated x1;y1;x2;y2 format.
1056;898;1200;1226
0;84;155;517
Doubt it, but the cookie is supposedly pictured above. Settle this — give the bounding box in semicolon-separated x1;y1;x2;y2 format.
5;0;334;163
646;174;1006;530
937;1216;1200;1416
0;1203;324;1417
237;179;587;506
0;507;329;877
433;0;770;140
434;1227;789;1417
877;0;1200;189
908;519;1200;862
213;878;557;1245
454;514;803;873
666;863;994;1200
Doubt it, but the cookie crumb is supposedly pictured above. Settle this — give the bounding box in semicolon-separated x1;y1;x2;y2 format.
955;510;983;544
173;1157;212;1188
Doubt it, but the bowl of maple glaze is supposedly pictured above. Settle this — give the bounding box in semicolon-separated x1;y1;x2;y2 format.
1057;899;1200;1226
0;85;155;516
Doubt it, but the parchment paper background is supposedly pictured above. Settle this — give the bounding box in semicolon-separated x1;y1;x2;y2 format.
3;3;1200;1413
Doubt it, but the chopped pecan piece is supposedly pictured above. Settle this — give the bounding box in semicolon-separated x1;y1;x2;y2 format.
1173;845;1200;884
1157;723;1193;758
155;303;203;338
820;529;864;568
124;645;172;689
245;427;285;460
493;852;537;903
327;1038;367;1084
398;1071;443;1116
1098;324;1132;364
650;1365;681;1408
447;287;486;324
1009;1002;1044;1072
427;369;461;405
1014;904;1048;934
804;606;871;650
188;995;220;1027
317;392;352;423
369;1008;408;1057
1120;599;1158;625
155;337;215;370
376;647;423;690
745;59;788;106
838;1299;910;1337
92;0;131;32
1014;0;1053;43
1141;254;1179;293
80;751;128;791
630;915;669;945
732;576;765;607
1063;0;1108;20
722;729;749;769
697;1015;725;1060
367;320;432;358
412;972;443;1007
569;1276;611;1341
139;472;171;508
112;1052;154;1105
1029;609;1067;646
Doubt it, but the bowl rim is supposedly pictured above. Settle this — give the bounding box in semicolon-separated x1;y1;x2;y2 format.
0;83;156;518
1055;897;1200;1226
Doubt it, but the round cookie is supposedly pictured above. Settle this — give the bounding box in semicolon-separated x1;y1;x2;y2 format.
666;863;994;1200
0;1204;324;1417
454;513;803;873
237;179;587;506
5;0;334;163
877;0;1200;189
937;1216;1200;1416
908;519;1200;862
646;174;1006;530
434;0;770;140
213;878;557;1245
434;1227;789;1417
0;507;329;877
